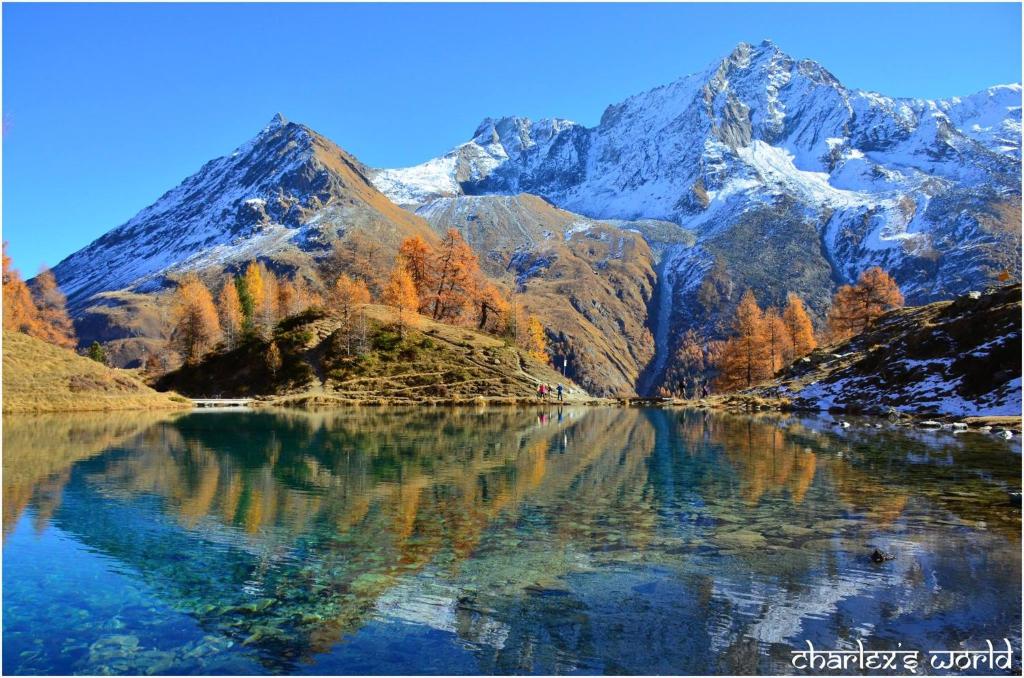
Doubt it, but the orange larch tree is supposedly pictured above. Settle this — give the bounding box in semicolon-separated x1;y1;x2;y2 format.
475;282;510;334
171;273;222;365
2;243;44;337
266;341;283;379
715;289;770;391
783;292;817;359
242;262;265;330
763;307;791;375
275;275;316;319
217;279;244;349
382;265;419;336
242;261;280;334
430;229;482;323
332;274;372;354
827;267;904;342
31;267;77;349
322;234;387;299
261;267;280;328
525;315;548;364
398;236;435;311
277;278;296;319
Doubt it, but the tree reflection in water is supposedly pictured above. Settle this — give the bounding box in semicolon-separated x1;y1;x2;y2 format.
2;407;1020;675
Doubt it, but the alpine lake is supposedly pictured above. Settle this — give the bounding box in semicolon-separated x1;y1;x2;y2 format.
2;407;1020;675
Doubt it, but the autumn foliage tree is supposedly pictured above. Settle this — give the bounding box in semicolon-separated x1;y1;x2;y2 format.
217;280;244;349
430;229;482;323
827;267;904;342
475;282;510;334
30;268;77;349
171;274;221;365
2;244;40;335
332;274;372;354
241;262;264;331
383;264;419;336
525;316;548;364
715;289;770;391
783;293;817;360
713;289;819;392
241;261;280;335
266;341;283;379
763;307;790;375
277;275;319;318
3;244;78;350
321;234;388;299
398;236;435;311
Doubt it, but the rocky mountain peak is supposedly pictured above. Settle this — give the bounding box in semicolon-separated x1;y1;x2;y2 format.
263;112;289;133
471;116;579;158
51;115;421;310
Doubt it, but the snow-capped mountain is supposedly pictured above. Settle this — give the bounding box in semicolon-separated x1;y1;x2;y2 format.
375;41;1020;224
374;40;1021;390
52;113;435;311
46;41;1021;394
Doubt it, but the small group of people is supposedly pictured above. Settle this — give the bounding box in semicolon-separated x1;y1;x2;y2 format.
678;376;711;400
537;382;565;401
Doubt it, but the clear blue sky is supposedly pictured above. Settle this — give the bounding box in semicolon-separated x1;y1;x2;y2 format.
3;3;1021;271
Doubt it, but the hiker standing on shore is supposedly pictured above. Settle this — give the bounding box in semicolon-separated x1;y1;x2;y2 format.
557;383;564;401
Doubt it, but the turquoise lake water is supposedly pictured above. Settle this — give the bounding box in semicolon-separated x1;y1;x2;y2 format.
2;407;1021;674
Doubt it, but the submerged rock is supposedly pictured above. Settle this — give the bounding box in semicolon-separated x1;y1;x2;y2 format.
870;548;895;563
88;634;140;663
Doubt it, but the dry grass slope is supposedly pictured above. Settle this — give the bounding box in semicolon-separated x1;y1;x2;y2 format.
157;305;596;406
2;331;191;413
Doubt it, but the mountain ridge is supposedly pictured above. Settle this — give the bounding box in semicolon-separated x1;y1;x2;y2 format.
42;40;1023;395
371;39;1020;390
52;114;436;312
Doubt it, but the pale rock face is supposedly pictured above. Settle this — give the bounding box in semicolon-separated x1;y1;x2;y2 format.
370;116;582;207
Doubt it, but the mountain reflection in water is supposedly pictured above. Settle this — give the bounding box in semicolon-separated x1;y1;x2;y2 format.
2;407;1020;675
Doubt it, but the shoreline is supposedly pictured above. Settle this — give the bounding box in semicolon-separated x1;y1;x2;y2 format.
617;393;1023;433
5;389;1019;434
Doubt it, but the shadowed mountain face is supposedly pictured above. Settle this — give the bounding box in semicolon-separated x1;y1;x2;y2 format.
46;41;1022;394
3;408;1020;674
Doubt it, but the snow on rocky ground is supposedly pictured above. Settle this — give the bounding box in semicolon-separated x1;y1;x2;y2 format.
767;286;1022;418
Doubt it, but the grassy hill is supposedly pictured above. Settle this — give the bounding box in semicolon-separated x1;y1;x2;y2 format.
2;331;190;413
156;305;594;406
749;284;1022;418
